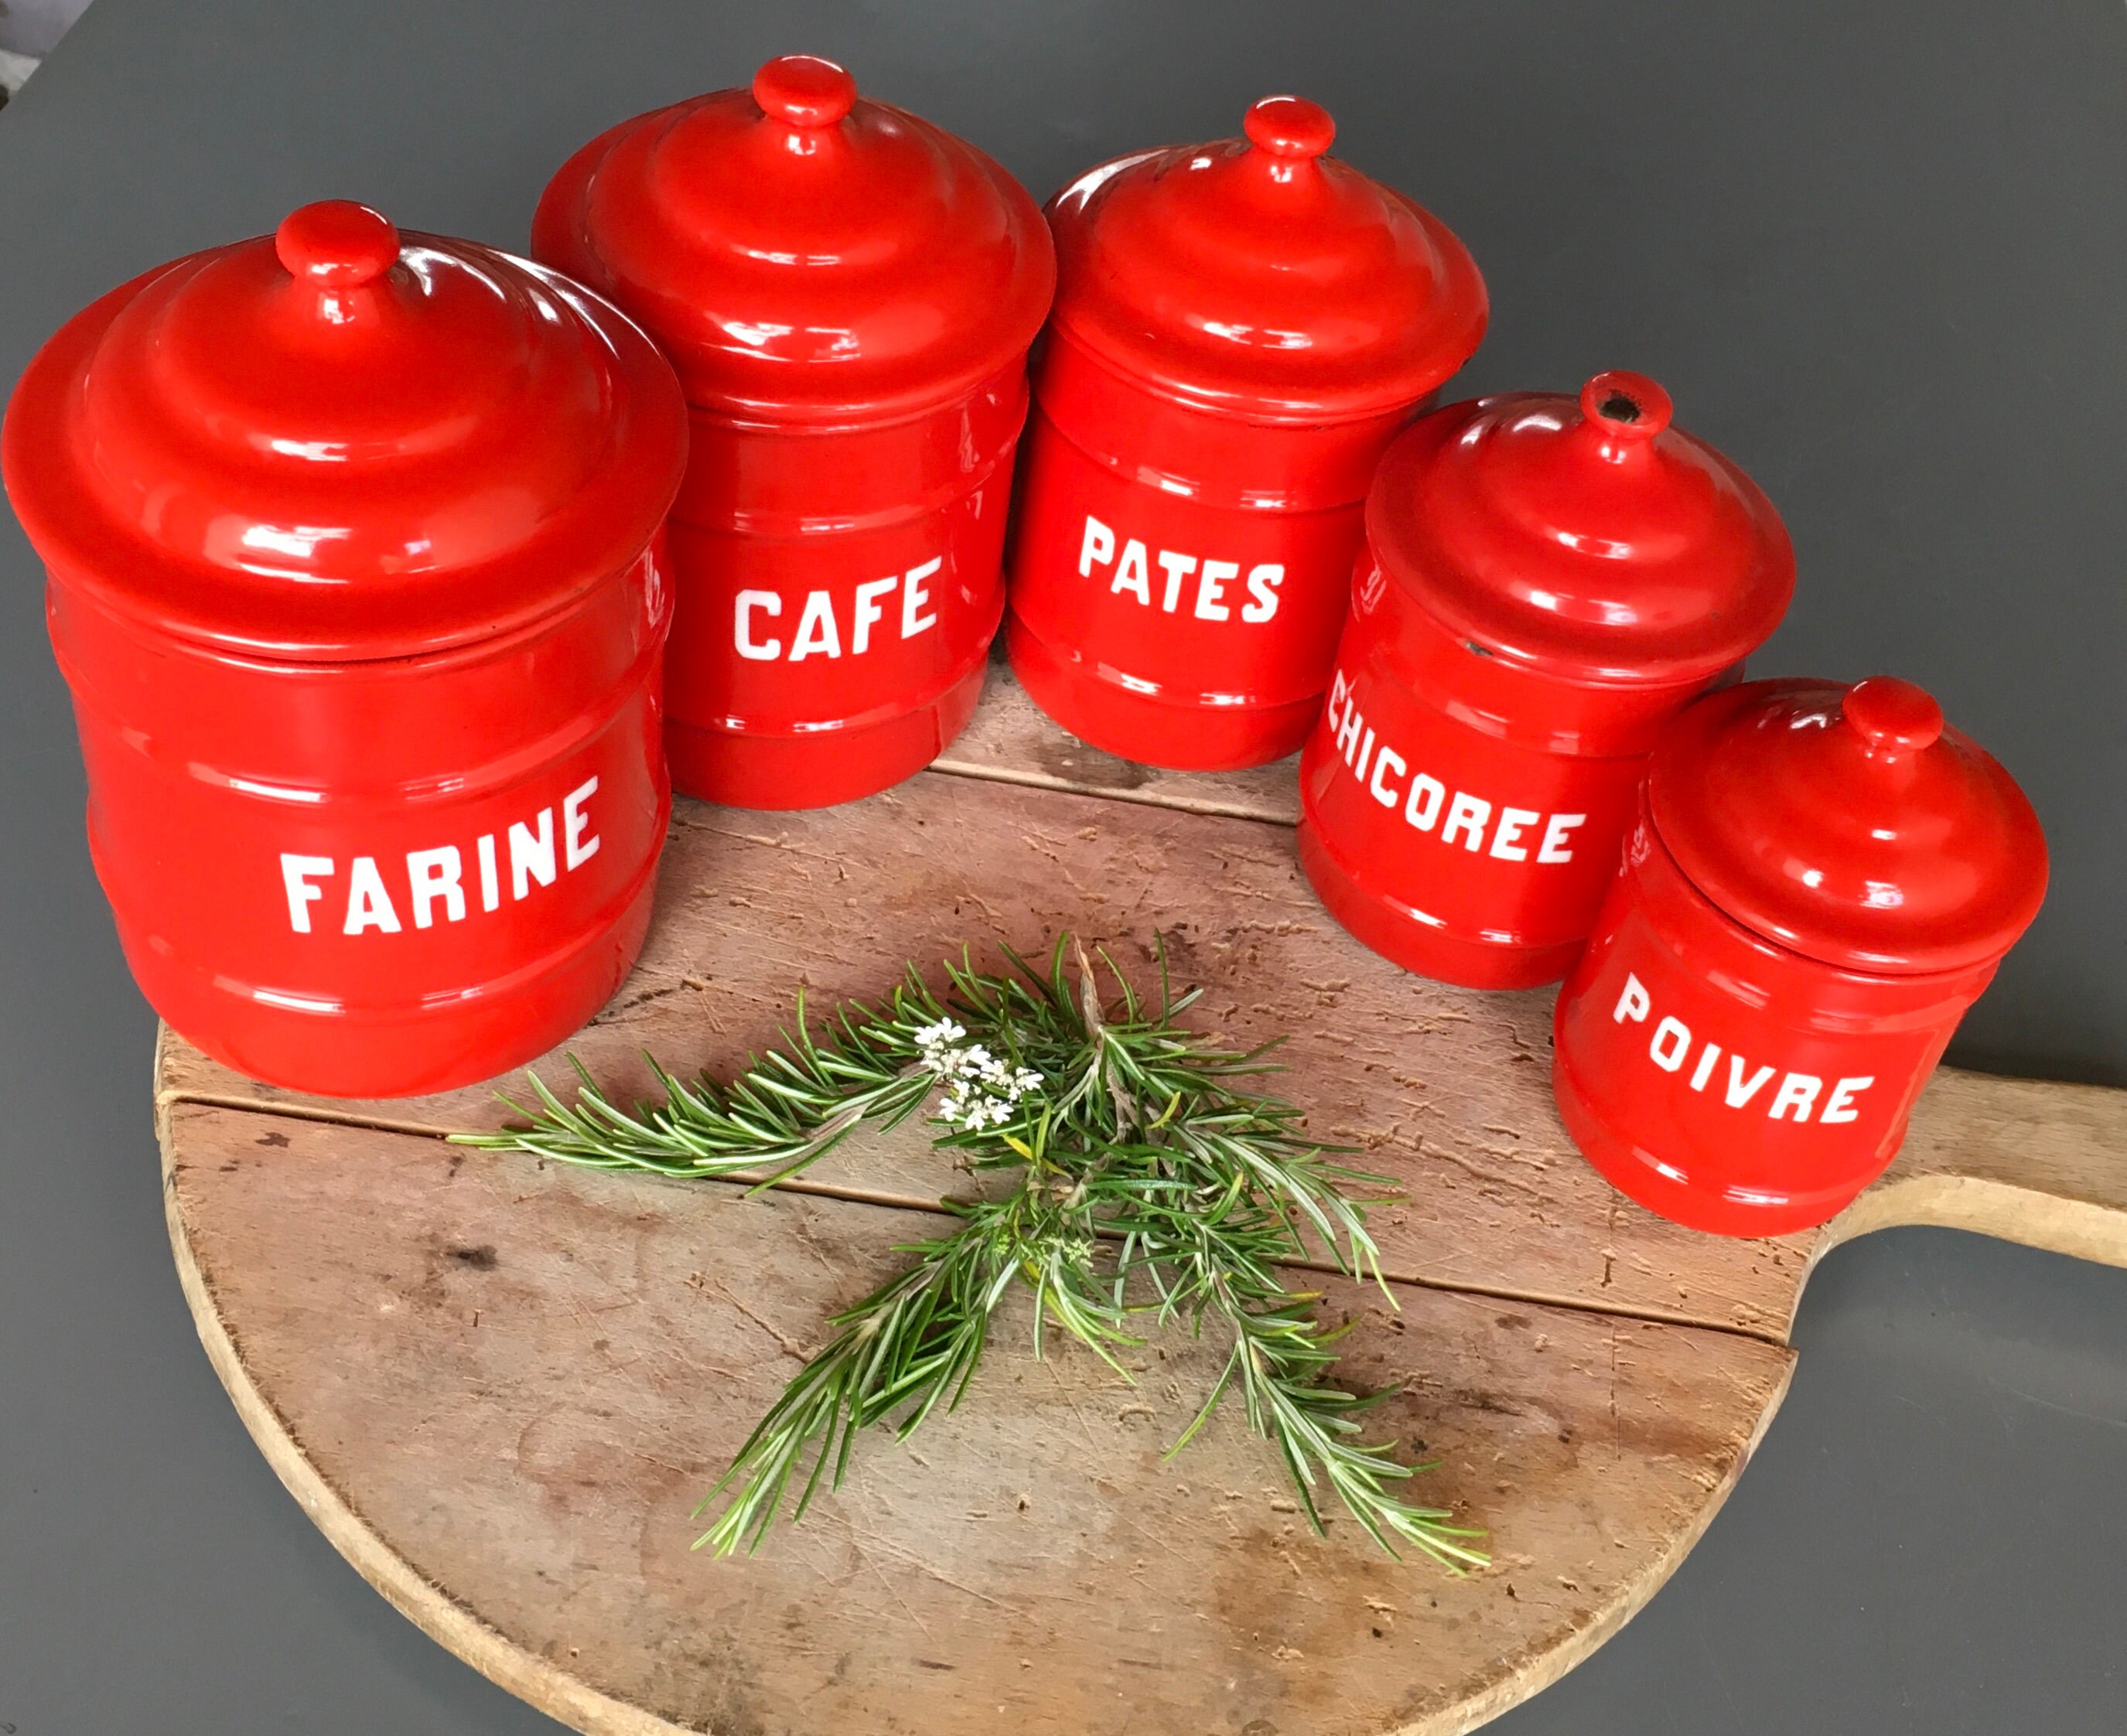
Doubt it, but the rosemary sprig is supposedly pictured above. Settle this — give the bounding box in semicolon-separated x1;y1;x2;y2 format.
453;938;1487;1572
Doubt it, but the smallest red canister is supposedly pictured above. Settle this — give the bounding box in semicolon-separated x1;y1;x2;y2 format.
1553;676;2048;1237
1298;373;1794;989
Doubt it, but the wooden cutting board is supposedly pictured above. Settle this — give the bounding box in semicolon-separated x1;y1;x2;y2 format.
156;667;2127;1736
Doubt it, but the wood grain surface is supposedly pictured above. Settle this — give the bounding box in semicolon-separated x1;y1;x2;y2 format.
158;667;2127;1736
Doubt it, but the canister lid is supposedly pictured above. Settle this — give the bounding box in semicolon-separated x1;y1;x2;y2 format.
1044;94;1487;423
1648;677;2049;975
1367;373;1795;686
2;201;687;662
531;54;1056;420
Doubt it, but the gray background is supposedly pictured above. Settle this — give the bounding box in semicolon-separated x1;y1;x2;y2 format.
0;0;91;61
1;2;2122;1731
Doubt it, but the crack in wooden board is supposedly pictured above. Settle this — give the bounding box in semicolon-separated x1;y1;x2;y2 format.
930;662;1305;825
155;1071;1795;1348
165;1103;1796;1736
155;751;1821;1342
154;675;2127;1736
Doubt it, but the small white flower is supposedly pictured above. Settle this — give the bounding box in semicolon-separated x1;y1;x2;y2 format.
919;1025;1046;1134
913;1018;966;1051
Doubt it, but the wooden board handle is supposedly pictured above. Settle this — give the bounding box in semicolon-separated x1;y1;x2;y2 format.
1825;1066;2127;1272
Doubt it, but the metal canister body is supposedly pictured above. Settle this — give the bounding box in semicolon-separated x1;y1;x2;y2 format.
1552;678;2049;1237
3;203;688;1097
49;549;672;1096
1006;97;1487;772
1297;374;1794;988
534;56;1055;810
657;365;1024;807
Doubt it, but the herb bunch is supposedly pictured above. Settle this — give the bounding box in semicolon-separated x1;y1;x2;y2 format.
453;939;1484;1571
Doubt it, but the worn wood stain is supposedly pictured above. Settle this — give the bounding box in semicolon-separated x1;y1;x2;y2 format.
159;669;2127;1736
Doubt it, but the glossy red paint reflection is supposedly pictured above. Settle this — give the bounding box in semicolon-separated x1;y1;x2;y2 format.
1298;373;1794;988
1006;95;1487;771
534;55;1056;809
2;202;688;1096
1553;677;2049;1236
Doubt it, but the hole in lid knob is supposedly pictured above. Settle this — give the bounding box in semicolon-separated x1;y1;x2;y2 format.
753;54;858;128
1244;95;1335;159
1579;370;1672;441
275;201;399;289
1842;677;1944;755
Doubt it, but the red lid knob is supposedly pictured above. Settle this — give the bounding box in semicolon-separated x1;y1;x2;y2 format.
753;54;858;128
1243;94;1335;159
1842;676;1944;755
274;200;400;288
1579;370;1672;442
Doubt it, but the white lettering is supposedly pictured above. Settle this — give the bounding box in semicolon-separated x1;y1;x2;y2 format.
901;557;940;637
1336;700;1365;763
342;856;401;936
1650;1016;1692;1072
1613;973;1651;1025
1368;745;1405;809
1768;1073;1823;1123
1195;558;1238;622
563;776;600;870
405;845;465;929
1074;527;1283;624
1538;813;1586;864
1156;550;1196;613
1441;792;1491;852
852;576;896;655
1821;1076;1875;1124
735;590;782;660
790;589;842;660
280;854;333;934
509;809;556;901
1490;807;1539;862
1111;540;1152;605
476;833;500;912
1241;563;1283;622
1724;1056;1777;1110
292;783;606;943
1322;681;1589;874
1618;982;1875;1130
1077;514;1115;578
1405;773;1446;831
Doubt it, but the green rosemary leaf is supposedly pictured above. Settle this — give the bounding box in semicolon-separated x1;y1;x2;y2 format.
452;933;1487;1572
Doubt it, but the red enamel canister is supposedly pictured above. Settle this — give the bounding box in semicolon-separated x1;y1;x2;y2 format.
2;201;688;1097
534;55;1056;810
1297;373;1794;989
1006;95;1488;771
1553;676;2048;1236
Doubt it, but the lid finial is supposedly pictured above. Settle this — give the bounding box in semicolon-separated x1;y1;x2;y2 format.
753;54;859;128
1842;676;1945;755
275;201;400;289
1578;370;1672;443
1243;95;1335;160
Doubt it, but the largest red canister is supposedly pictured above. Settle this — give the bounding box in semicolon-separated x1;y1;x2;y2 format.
1553;676;2048;1236
1006;94;1488;771
2;200;688;1098
1297;372;1795;990
534;54;1056;810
